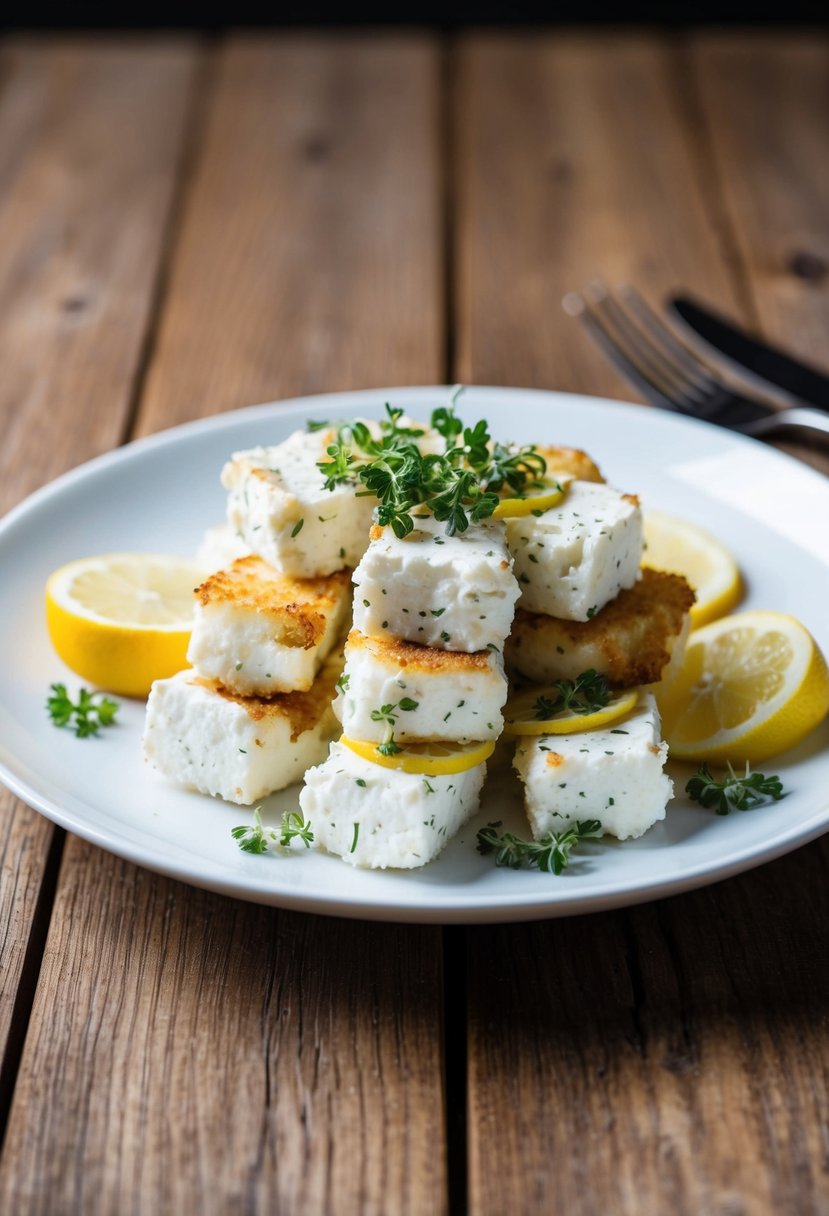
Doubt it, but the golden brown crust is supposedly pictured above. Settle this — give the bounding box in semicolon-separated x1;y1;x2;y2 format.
536;445;605;484
195;557;351;649
510;569;695;687
346;629;493;672
192;659;339;742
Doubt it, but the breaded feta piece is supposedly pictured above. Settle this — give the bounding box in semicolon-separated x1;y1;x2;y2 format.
222;428;376;577
187;557;351;695
536;445;605;484
143;661;339;805
506;568;695;688
335;631;508;743
352;513;520;652
300;741;486;869
196;523;251;573
512;691;672;841
506;480;644;621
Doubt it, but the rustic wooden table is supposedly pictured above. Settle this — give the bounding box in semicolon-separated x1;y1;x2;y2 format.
1;30;828;1215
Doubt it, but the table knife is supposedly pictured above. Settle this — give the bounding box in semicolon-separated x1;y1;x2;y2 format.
670;295;829;413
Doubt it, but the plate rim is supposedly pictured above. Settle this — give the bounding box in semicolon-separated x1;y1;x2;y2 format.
2;384;828;923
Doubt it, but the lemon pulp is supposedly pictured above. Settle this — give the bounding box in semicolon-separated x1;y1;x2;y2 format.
661;610;829;762
46;553;204;698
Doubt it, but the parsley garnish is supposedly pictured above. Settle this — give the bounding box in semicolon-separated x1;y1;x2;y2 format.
685;762;787;816
231;807;314;853
533;669;611;719
46;683;119;738
315;397;546;538
476;820;603;874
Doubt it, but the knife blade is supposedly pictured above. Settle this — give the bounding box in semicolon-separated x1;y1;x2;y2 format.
670;295;829;413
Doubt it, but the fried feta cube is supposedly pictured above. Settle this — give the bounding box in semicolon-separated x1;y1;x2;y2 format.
335;631;508;743
352;513;519;652
187;557;350;695
512;691;672;842
300;741;486;869
196;523;250;573
506;480;644;621
506;569;695;688
222;428;376;577
143;661;339;805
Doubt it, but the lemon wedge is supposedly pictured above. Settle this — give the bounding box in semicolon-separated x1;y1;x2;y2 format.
643;508;742;628
660;610;829;763
491;477;572;519
502;686;639;735
339;736;495;775
45;553;204;698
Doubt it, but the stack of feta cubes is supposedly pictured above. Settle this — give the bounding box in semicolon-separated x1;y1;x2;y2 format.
143;428;359;804
501;458;690;842
143;414;693;863
300;511;522;868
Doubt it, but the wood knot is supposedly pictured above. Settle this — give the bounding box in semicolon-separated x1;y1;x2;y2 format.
301;135;331;162
61;295;89;314
787;251;827;282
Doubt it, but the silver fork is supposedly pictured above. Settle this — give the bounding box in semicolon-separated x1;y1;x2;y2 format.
563;284;829;439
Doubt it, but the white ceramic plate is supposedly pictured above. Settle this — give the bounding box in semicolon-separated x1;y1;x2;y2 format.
1;387;828;923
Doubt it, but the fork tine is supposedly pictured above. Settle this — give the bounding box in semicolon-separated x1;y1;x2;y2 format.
588;284;709;408
619;286;720;387
564;292;687;414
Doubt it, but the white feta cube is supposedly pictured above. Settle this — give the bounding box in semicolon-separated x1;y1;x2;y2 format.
143;662;339;805
512;692;672;841
335;630;508;743
222;428;376;577
187;557;350;695
300;741;485;868
352;513;519;652
506;480;644;621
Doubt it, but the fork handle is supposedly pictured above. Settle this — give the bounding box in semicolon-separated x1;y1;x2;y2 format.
746;406;829;440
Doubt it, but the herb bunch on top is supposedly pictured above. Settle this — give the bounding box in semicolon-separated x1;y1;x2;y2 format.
313;398;547;539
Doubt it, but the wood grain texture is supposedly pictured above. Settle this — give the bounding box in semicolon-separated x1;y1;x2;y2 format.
0;850;446;1215
0;38;199;514
459;33;829;1216
690;34;829;475
0;34;447;1215
467;839;829;1216
453;33;744;397
0;36;198;1131
137;34;443;433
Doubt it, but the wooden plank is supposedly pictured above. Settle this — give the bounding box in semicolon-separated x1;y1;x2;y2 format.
468;840;829;1216
690;34;829;475
0;36;198;1126
454;33;744;397
0;39;199;512
459;32;829;1216
0;35;447;1215
138;34;443;432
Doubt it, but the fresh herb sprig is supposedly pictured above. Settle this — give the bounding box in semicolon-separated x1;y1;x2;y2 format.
46;683;119;738
476;819;603;874
369;698;419;757
232;807;314;854
313;397;547;538
533;669;611;719
685;762;787;816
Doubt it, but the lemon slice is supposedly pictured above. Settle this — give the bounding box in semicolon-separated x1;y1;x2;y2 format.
491;477;572;519
660;610;829;763
45;553;204;698
643;508;742;628
339;736;495;775
502;686;639;735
